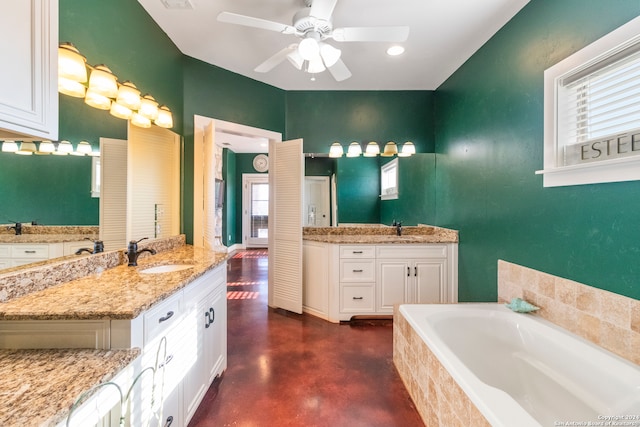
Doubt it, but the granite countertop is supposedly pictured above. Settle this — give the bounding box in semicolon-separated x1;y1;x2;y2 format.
302;224;458;244
0;348;139;427
0;245;228;320
0;234;98;244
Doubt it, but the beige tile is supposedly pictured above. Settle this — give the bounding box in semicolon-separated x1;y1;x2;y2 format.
630;331;640;365
534;271;556;298
631;301;640;334
576;311;601;344
600;291;631;328
555;277;577;306
600;321;630;360
576;286;602;316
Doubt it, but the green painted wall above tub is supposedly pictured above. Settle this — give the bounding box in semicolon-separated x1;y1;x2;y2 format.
435;0;640;300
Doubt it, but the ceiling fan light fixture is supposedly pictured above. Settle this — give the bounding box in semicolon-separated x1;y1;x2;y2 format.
287;50;304;70
319;42;341;67
298;37;320;61
307;56;326;74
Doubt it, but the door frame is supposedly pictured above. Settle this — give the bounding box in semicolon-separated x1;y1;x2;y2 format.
242;173;269;248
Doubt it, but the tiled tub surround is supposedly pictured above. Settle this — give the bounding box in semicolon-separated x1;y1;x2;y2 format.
498;260;640;365
303;224;458;244
394;307;491;427
0;348;139;427
0;235;187;303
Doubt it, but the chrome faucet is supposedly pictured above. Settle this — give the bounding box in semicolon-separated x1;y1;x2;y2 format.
126;237;157;266
75;239;104;255
7;222;21;235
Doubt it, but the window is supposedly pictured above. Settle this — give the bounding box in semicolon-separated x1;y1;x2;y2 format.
381;158;398;200
540;16;640;187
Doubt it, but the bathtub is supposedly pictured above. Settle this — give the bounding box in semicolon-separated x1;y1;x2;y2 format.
398;303;640;427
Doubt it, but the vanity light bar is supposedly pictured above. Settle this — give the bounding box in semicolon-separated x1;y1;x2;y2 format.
329;141;416;158
57;42;173;129
0;140;100;157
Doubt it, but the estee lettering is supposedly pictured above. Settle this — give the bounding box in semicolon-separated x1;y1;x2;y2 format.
580;132;640;160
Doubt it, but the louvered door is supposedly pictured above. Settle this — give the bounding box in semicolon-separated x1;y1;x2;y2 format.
269;138;303;314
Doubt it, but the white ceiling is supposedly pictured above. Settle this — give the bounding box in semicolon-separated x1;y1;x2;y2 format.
137;0;530;91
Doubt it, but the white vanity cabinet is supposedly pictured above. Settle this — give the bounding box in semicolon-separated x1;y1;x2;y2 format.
303;241;457;323
0;242;63;267
0;0;58;140
376;245;454;313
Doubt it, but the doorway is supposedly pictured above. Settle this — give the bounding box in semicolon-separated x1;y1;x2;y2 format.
243;174;269;248
303;176;330;227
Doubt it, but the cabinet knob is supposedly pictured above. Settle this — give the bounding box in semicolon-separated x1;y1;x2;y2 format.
205;311;210;328
24;250;37;254
352;251;363;254
158;311;174;323
353;269;363;273
164;416;174;427
414;266;417;277
159;354;174;369
407;266;410;277
209;307;215;323
352;296;364;300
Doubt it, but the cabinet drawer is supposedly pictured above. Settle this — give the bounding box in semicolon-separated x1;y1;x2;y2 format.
144;292;183;346
10;244;49;259
339;246;375;259
0;245;9;258
340;260;376;282
376;244;448;259
341;286;375;313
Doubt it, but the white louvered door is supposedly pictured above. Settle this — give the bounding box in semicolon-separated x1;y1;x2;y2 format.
202;122;216;251
268;138;303;314
99;138;127;251
127;125;180;242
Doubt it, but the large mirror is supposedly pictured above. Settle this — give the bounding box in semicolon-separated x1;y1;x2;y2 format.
304;153;437;227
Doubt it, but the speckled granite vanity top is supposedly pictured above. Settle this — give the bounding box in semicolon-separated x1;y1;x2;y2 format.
0;225;98;243
0;245;228;320
0;348;139;426
303;224;458;244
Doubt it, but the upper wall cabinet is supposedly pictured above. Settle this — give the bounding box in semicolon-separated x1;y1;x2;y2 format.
0;0;58;140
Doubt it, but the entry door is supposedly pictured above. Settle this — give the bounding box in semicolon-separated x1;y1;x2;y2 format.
243;174;269;248
268;138;303;314
304;176;330;227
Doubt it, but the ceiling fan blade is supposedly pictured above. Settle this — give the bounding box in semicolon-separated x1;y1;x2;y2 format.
309;0;338;22
327;58;352;82
217;12;296;34
254;45;297;73
332;26;410;42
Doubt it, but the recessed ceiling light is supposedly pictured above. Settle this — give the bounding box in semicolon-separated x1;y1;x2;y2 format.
161;0;193;9
387;46;405;56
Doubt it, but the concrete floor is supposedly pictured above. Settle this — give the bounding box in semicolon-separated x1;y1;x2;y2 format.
188;249;424;427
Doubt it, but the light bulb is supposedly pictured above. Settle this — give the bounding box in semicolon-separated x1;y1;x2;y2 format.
298;37;320;61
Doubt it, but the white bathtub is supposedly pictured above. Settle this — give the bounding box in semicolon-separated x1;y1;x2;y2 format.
399;303;640;427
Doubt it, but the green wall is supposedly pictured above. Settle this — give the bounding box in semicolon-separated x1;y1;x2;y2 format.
182;57;286;244
335;157;380;224
435;0;640;301
285;91;434;154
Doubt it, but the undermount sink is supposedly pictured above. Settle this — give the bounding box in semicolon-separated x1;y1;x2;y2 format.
139;264;194;274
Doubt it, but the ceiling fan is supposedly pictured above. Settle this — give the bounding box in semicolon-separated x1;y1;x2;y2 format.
217;0;410;81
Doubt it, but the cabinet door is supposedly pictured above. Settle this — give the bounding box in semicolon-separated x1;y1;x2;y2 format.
205;285;227;384
377;260;410;312
182;297;207;424
0;0;58;139
414;259;446;304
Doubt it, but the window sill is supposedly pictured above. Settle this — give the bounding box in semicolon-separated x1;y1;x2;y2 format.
380;193;398;200
535;156;640;187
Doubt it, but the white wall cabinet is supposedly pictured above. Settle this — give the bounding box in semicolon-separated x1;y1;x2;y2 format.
0;241;88;268
0;0;58;140
303;242;457;323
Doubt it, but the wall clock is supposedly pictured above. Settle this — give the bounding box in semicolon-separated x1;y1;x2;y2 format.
253;154;269;172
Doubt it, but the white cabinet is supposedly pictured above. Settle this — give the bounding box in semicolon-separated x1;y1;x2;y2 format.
0;242;64;267
183;266;227;425
303;242;458;323
0;0;58;140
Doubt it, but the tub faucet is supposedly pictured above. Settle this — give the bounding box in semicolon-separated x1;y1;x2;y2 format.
75;239;104;255
126;237;157;266
7;222;22;235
